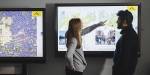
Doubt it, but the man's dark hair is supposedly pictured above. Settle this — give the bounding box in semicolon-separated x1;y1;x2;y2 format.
117;10;133;25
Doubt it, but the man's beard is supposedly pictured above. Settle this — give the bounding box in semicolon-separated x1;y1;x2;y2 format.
117;24;122;29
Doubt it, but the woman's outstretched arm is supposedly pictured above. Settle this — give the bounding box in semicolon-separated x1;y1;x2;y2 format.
81;20;106;36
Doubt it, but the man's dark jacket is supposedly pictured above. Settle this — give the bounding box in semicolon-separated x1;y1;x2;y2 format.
113;25;140;75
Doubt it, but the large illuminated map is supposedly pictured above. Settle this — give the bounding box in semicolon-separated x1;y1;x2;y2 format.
0;11;43;57
58;6;138;51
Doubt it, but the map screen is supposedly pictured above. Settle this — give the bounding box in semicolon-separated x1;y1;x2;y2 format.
0;11;43;57
57;6;138;51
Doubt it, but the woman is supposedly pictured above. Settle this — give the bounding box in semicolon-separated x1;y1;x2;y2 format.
65;18;105;75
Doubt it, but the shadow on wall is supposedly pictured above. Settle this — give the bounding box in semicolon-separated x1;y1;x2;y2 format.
84;57;106;75
146;65;150;75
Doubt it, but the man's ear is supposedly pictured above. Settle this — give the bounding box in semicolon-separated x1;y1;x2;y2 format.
123;20;128;27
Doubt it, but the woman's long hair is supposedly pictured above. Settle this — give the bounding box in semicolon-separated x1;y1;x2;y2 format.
66;18;82;49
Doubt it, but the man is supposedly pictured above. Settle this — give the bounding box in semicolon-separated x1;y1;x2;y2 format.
113;10;140;75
